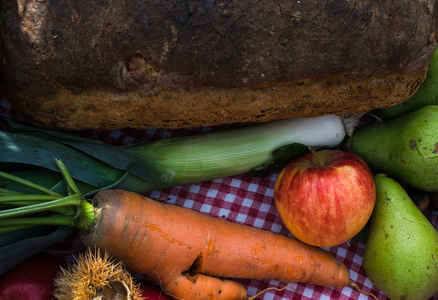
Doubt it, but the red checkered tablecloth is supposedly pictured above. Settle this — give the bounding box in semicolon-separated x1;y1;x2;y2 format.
1;84;437;300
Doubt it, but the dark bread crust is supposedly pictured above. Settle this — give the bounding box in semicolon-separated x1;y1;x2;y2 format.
1;0;437;129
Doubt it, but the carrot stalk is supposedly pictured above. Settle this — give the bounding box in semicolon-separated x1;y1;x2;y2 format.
0;170;62;196
0;195;80;219
81;189;351;299
0;216;74;227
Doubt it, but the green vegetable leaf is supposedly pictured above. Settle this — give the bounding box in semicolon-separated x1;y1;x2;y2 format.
1;115;171;187
0;225;76;275
248;143;330;177
0;131;126;189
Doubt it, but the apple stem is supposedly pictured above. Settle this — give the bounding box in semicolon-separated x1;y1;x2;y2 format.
308;146;323;167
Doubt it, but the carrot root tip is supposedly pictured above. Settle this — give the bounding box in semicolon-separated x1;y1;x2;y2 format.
349;280;379;300
246;283;294;300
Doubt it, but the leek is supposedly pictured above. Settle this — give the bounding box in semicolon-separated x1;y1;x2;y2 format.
0;114;346;192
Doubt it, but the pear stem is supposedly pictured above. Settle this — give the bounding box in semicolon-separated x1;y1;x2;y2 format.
349;280;379;300
308;146;323;167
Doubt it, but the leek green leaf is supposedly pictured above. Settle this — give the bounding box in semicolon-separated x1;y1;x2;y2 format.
0;131;125;188
248;143;330;177
1;116;171;186
0;225;75;275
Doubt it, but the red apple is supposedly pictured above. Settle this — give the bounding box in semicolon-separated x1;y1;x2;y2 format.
274;149;376;247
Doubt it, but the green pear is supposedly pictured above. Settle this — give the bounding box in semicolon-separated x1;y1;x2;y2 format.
345;105;438;192
363;174;438;300
375;46;438;120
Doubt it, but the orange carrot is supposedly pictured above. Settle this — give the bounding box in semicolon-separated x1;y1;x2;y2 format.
80;189;352;300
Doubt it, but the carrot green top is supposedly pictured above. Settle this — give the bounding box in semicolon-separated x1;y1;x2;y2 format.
0;159;95;234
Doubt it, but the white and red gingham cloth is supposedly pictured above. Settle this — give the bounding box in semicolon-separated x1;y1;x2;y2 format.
1;86;437;300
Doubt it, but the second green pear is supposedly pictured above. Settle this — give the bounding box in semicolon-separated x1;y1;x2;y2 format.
345;105;438;192
364;174;438;300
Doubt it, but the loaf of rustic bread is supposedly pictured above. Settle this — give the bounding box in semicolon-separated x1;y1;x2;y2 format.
0;0;437;130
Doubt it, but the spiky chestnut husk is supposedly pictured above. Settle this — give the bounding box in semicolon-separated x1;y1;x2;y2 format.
53;247;144;300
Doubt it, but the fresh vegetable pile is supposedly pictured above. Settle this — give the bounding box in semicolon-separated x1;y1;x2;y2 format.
1;51;438;299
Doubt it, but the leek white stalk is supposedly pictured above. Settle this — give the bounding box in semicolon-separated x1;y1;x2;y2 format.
134;115;346;186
